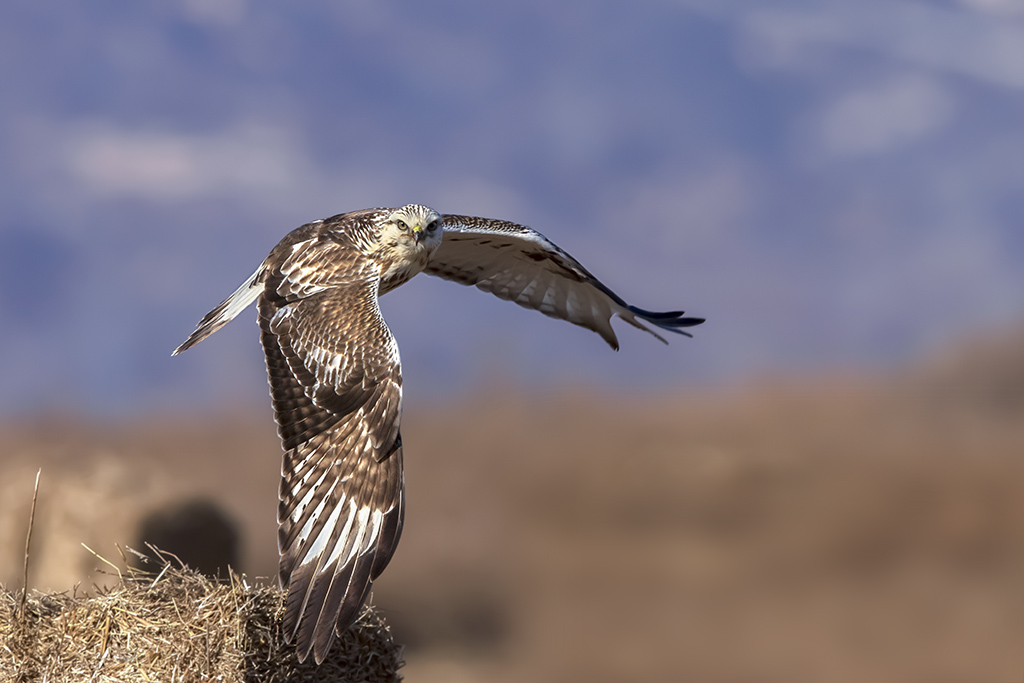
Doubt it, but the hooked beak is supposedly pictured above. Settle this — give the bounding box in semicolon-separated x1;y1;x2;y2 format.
412;225;423;243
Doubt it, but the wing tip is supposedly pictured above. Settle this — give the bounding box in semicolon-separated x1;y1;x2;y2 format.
629;306;705;328
170;339;191;356
621;306;704;344
172;266;265;358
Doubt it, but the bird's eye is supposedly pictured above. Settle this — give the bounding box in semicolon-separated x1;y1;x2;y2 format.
395;219;409;231
426;220;440;232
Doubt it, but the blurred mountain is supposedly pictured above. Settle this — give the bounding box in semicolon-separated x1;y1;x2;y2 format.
911;325;1024;418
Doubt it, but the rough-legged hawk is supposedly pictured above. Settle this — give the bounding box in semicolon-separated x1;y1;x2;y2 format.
173;205;704;663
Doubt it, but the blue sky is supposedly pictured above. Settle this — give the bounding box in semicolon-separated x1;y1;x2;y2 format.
2;0;1023;415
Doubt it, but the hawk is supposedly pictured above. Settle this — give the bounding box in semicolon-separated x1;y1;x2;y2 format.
173;205;703;663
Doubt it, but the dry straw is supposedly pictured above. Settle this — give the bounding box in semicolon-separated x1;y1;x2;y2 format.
2;539;403;682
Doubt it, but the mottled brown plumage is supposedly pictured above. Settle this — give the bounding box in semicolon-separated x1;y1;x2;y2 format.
173;204;703;664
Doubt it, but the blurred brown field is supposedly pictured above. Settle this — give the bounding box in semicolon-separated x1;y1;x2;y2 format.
3;330;1024;682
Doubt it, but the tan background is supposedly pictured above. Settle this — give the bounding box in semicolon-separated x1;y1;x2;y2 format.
3;329;1024;682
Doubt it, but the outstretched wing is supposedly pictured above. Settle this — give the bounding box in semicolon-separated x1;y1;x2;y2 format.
429;215;704;350
259;235;404;665
172;266;266;355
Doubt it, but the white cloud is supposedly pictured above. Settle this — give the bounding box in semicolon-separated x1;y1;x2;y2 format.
14;116;533;227
738;1;1024;90
954;0;1024;17
182;0;246;27
427;177;529;220
816;75;955;157
65;122;311;201
606;159;757;253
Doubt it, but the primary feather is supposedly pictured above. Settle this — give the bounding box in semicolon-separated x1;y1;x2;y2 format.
431;214;704;349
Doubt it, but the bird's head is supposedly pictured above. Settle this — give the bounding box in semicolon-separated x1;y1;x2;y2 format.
383;204;443;253
376;205;444;290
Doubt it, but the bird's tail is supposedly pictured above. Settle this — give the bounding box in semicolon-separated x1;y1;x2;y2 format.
172;266;265;355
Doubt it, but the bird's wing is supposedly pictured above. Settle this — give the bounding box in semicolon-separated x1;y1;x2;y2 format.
258;235;404;665
429;215;704;350
172;265;266;355
172;213;386;357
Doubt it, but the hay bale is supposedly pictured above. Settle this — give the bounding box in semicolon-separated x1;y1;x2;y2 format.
0;563;403;682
